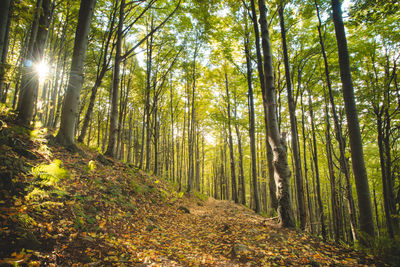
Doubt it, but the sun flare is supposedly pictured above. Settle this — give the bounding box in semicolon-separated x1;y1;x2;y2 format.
35;61;49;80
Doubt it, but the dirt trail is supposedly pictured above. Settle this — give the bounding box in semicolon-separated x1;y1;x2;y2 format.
188;197;267;225
147;197;379;266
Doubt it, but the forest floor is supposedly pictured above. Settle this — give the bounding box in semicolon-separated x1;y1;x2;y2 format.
0;109;389;266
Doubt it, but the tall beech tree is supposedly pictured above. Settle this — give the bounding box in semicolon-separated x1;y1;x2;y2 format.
258;0;295;228
17;0;52;126
315;0;357;241
248;0;278;214
0;0;13;101
244;27;261;213
278;3;306;230
105;0;124;157
55;0;96;147
225;72;238;203
78;1;117;143
331;0;375;241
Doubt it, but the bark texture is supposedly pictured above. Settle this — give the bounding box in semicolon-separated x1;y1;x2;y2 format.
258;0;295;227
55;0;96;147
331;0;375;240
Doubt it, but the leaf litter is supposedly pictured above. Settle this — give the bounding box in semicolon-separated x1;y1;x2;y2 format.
0;117;388;266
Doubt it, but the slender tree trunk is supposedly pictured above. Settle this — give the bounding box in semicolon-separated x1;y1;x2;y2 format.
331;0;375;241
373;186;380;237
170;79;175;181
154;103;159;174
17;0;51;126
258;0;295;227
144;21;154;170
315;0;357;241
225;73;238;203
248;0;277;213
233;93;246;205
52;49;68;128
323;87;340;242
301;92;313;232
195;126;200;191
377;115;394;238
0;0;13;100
127;111;133;164
308;89;327;240
105;0;124;157
279;4;306;229
139;84;146;168
187;45;199;193
244;30;260;213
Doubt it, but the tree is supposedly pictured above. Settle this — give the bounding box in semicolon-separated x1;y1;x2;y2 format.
78;1;117;143
55;0;97;147
248;0;278;214
105;0;124;157
315;0;357;241
331;0;375;241
17;0;52;126
0;0;13;102
278;3;306;229
244;26;261;213
258;0;295;228
225;72;238;203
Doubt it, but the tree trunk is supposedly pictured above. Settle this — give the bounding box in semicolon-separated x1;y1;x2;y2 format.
244;30;260;213
233;87;246;205
315;0;357;241
377;114;394;238
170;79;175;181
105;0;124;157
17;0;51;126
258;0;295;228
323;87;341;242
248;0;277;213
78;3;116;142
301;92;313;233
144;22;154;170
308;88;327;239
187;45;199;193
278;4;306;229
331;0;375;241
0;0;13;100
55;0;96;147
225;73;238;203
195;126;200;191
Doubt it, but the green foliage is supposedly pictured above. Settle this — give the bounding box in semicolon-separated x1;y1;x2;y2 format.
0;104;14;118
25;188;48;202
84;160;96;174
14;213;36;228
11;125;30;137
194;191;208;202
370;236;400;266
31;159;69;187
25;160;69;203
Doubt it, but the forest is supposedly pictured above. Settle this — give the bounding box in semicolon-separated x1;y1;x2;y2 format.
0;0;399;265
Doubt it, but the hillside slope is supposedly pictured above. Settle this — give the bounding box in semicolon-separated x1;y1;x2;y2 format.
0;112;386;266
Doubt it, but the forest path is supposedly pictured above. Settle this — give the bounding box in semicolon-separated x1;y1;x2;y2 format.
150;196;377;266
